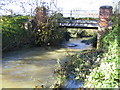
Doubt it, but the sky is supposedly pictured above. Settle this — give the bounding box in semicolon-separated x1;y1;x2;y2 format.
58;0;116;10
57;0;119;14
57;0;119;17
0;0;119;16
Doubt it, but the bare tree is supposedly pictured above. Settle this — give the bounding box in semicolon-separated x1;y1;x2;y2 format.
0;0;62;16
0;0;48;15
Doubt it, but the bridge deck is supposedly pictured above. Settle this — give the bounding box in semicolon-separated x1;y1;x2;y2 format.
58;20;98;29
59;25;98;29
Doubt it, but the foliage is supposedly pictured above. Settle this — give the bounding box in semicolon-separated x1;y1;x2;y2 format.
2;8;67;51
83;15;119;88
66;50;104;81
54;49;105;87
33;11;67;46
2;15;31;51
54;15;119;88
77;29;94;38
81;35;97;48
67;29;95;38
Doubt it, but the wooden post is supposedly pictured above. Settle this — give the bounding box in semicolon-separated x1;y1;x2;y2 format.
97;5;113;49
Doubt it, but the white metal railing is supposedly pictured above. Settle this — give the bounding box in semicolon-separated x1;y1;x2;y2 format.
57;19;98;27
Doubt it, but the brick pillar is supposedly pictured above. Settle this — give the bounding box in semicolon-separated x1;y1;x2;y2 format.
35;7;47;25
97;5;113;49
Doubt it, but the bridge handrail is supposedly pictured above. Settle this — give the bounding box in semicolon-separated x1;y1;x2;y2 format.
58;20;98;24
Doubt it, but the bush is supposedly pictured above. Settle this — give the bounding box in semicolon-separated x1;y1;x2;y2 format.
2;15;31;51
83;15;119;88
67;29;95;38
2;12;67;51
77;29;94;38
81;35;97;47
33;12;67;46
54;49;105;87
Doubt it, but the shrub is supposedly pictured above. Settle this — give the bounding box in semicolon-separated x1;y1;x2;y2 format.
2;15;31;51
33;12;67;46
83;15;119;88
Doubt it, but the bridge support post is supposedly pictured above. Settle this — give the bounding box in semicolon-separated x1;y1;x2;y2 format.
97;5;113;49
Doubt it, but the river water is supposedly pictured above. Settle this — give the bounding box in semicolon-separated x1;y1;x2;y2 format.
1;38;92;88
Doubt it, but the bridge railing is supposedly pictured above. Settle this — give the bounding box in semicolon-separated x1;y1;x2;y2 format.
57;19;98;28
58;19;98;24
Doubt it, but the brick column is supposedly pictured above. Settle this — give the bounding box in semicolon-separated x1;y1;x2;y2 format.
97;5;113;49
35;7;47;25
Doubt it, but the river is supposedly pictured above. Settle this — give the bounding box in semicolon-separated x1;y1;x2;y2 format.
1;38;92;88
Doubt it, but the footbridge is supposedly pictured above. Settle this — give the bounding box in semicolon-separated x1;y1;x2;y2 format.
58;19;98;29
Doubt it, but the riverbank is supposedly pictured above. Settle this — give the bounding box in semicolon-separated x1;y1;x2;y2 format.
53;16;119;88
52;49;105;88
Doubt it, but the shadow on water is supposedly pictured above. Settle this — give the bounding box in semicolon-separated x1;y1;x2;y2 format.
1;38;92;88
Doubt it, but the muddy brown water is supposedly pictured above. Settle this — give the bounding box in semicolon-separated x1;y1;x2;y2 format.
1;38;92;88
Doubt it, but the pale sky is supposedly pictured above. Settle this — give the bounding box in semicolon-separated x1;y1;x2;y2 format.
57;0;119;11
58;0;116;10
57;0;119;17
0;0;119;16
